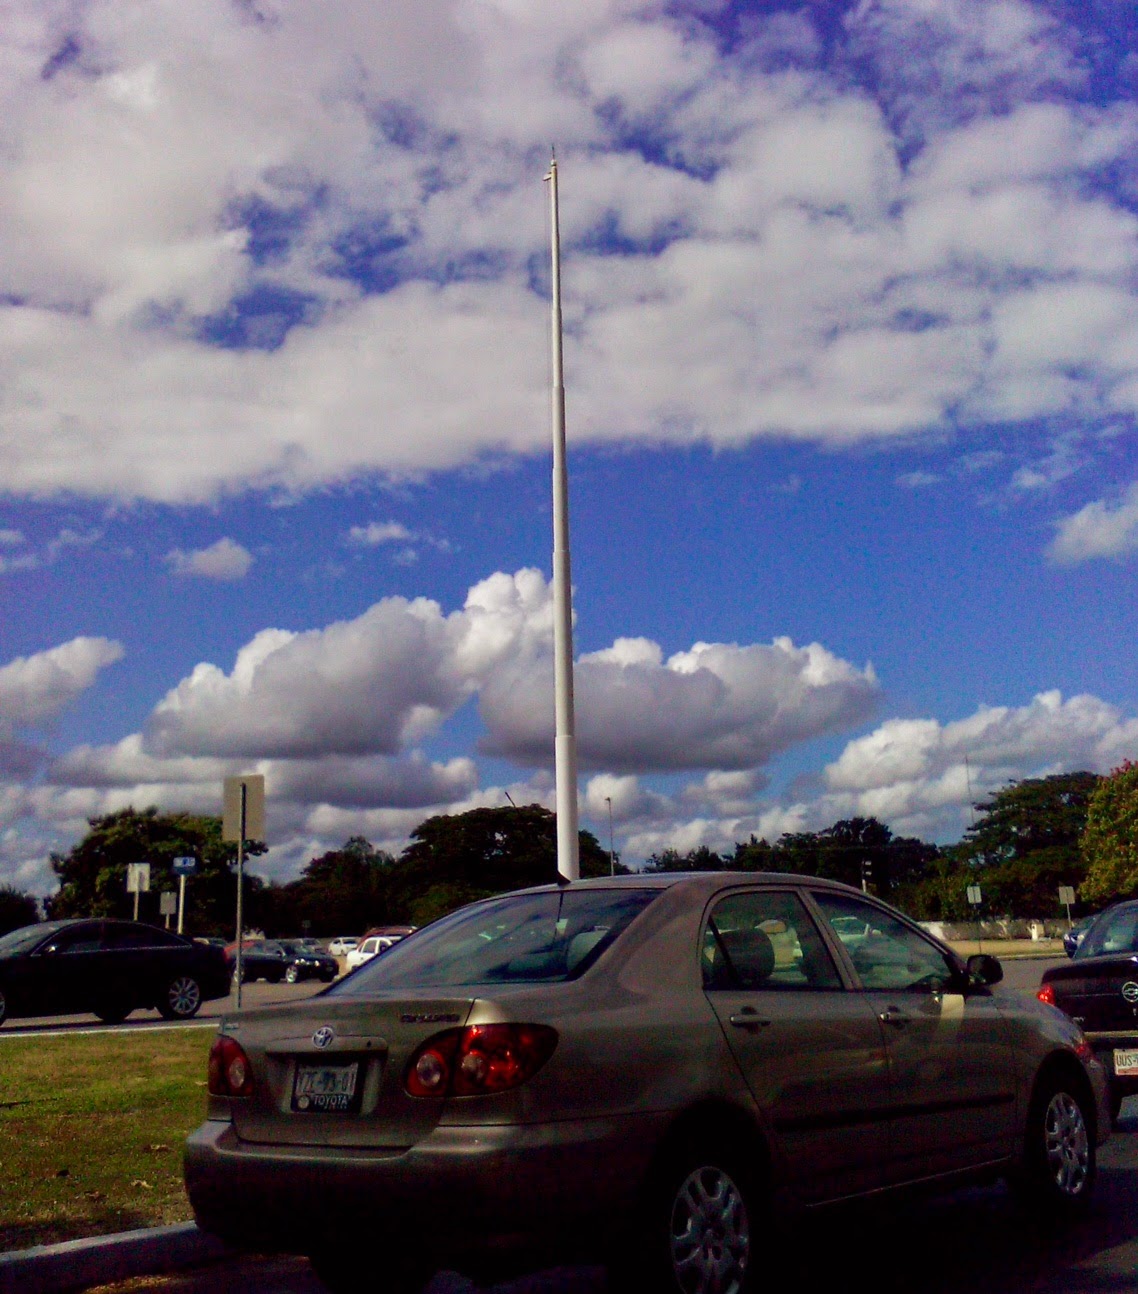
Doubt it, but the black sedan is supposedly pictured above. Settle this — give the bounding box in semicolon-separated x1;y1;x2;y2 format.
225;940;288;984
1041;899;1138;1120
277;940;338;984
0;919;230;1026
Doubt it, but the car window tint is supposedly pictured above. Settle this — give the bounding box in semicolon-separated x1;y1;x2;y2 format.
813;892;955;993
0;924;63;956
703;891;841;991
331;889;660;992
50;925;102;954
1080;907;1138;957
102;926;154;949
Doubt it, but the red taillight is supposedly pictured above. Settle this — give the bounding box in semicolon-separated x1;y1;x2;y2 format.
1037;983;1057;1007
405;1024;558;1098
208;1034;255;1097
1074;1035;1094;1064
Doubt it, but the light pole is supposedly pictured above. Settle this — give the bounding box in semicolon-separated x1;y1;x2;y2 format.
605;796;615;876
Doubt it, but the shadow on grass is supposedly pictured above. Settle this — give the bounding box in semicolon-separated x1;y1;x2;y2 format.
0;1205;155;1253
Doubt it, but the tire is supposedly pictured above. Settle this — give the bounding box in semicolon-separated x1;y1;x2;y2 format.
285;965;299;984
635;1136;757;1294
94;1001;131;1025
1015;1070;1097;1214
1109;1083;1124;1126
308;1248;429;1294
0;987;9;1027
158;974;203;1020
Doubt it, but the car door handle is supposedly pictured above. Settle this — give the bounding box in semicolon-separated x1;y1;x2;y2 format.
729;1010;771;1031
878;1007;910;1028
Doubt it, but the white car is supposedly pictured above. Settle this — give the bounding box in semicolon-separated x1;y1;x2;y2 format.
326;937;359;958
344;934;398;972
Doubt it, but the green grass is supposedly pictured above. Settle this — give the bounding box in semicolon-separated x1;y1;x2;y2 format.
0;1028;215;1251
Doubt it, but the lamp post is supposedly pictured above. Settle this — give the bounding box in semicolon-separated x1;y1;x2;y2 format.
606;796;615;877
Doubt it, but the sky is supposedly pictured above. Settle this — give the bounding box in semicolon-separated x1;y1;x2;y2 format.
2;0;1137;898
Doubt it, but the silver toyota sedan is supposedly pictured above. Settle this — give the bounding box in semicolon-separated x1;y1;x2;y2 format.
184;872;1110;1294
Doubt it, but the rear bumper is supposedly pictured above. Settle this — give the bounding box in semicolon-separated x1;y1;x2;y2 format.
184;1110;666;1258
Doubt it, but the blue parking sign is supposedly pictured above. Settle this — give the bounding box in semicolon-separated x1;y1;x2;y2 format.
173;856;198;876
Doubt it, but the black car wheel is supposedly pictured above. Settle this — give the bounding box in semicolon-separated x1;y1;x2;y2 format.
0;988;8;1027
637;1136;757;1294
158;975;202;1020
285;965;299;984
1015;1070;1096;1213
94;1000;131;1025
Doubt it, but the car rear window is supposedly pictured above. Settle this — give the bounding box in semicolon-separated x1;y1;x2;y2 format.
1076;906;1138;959
329;888;660;992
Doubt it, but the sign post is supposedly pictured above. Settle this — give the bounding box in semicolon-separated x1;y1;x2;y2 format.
223;775;266;1009
126;862;151;921
967;884;983;955
1059;884;1076;928
173;856;198;934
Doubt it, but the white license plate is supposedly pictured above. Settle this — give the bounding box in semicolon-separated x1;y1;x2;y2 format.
1114;1049;1138;1077
292;1062;360;1112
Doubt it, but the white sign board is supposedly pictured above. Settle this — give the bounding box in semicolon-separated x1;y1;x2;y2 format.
1058;885;1076;906
966;884;983;906
126;862;151;894
223;774;266;842
159;890;177;916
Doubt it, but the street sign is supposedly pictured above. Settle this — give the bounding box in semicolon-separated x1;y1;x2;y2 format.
223;775;266;842
160;891;177;915
966;885;983;906
1058;885;1076;906
126;863;151;894
172;856;198;876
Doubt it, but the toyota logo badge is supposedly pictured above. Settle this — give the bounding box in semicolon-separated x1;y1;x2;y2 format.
312;1026;335;1049
1122;982;1138;1005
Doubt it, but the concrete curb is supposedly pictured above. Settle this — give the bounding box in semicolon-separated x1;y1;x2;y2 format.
0;1221;233;1294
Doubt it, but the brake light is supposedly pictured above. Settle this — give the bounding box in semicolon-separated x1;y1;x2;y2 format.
208;1034;255;1097
405;1024;558;1098
1037;983;1057;1007
1074;1035;1094;1063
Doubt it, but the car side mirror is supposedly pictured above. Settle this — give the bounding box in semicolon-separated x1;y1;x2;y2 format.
966;953;1003;987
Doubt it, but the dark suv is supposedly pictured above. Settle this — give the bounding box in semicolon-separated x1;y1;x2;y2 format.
0;919;230;1026
1041;900;1138;1120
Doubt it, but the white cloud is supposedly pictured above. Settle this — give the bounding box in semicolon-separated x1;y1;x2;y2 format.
165;537;253;580
348;521;414;546
0;637;124;733
1049;482;1138;564
0;529;22;546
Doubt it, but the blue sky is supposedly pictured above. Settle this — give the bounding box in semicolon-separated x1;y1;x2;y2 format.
1;0;1137;895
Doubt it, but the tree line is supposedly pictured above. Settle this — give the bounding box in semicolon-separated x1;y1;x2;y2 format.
0;761;1135;937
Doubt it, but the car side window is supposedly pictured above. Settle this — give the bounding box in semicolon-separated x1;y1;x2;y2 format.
102;926;157;949
812;892;955;993
1084;907;1138;956
47;925;102;954
703;891;842;991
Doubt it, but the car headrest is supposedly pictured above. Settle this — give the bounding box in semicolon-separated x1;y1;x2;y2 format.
719;926;776;989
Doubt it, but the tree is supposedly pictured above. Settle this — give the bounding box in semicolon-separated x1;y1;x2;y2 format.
269;837;397;936
0;885;39;935
46;806;266;934
1081;761;1138;905
947;772;1100;917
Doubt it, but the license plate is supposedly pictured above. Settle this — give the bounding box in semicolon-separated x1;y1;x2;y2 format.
1114;1049;1138;1077
292;1061;360;1112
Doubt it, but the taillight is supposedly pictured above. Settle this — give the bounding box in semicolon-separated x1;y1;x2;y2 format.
405;1024;557;1098
208;1034;255;1097
1037;983;1057;1007
1074;1035;1094;1064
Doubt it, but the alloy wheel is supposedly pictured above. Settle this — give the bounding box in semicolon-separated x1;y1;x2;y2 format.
1044;1090;1090;1197
669;1164;750;1294
168;975;202;1018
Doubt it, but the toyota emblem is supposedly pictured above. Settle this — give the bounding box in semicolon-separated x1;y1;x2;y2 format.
312;1026;335;1049
1122;982;1138;1005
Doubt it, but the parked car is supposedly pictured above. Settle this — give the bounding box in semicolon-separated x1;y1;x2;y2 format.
0;919;229;1026
225;939;287;984
326;937;359;958
1063;911;1106;958
1041;898;1138;1121
277;940;338;984
344;934;400;972
360;925;416;942
186;872;1108;1294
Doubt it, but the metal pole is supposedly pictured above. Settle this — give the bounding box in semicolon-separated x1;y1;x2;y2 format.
545;152;579;883
133;886;139;922
177;874;186;936
235;782;247;1009
606;796;615;876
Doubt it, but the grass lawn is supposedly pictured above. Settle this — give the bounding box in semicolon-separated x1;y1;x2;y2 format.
0;1027;215;1251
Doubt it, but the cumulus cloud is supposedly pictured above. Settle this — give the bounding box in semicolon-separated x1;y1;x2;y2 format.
0;637;124;733
0;2;1133;501
1049;481;1138;563
165;537;253;580
348;522;414;546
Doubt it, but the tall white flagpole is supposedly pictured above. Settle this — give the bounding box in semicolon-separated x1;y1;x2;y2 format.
545;152;580;882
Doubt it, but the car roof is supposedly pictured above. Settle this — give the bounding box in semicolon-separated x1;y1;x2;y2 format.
506;870;865;898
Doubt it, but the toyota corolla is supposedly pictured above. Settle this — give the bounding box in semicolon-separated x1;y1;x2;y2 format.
185;873;1109;1294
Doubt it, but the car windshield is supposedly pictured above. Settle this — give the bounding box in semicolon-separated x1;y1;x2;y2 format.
1075;906;1138;959
0;923;60;956
330;888;660;993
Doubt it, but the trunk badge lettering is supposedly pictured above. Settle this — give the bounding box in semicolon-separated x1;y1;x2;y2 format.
312;1026;335;1048
400;1012;461;1024
1122;982;1138;1004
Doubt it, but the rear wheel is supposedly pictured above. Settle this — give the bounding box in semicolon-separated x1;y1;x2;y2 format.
94;1000;131;1024
0;988;8;1027
158;974;202;1020
1015;1071;1096;1213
